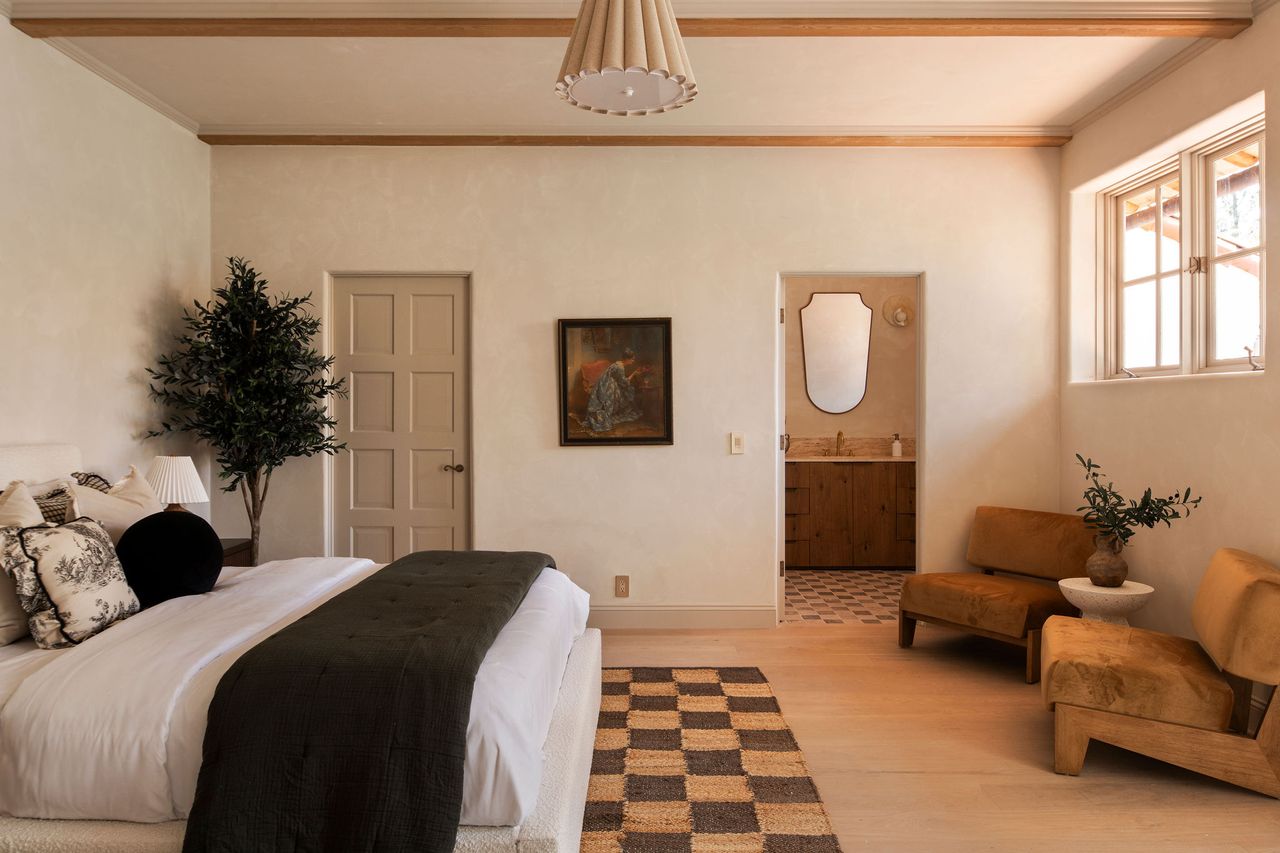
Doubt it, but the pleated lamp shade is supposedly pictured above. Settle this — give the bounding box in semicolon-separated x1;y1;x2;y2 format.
556;0;697;116
146;456;209;510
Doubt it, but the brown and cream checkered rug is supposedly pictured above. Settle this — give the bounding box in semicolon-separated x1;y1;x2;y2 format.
582;667;841;853
784;569;909;625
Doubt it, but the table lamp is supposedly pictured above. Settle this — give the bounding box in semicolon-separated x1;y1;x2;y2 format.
146;456;209;512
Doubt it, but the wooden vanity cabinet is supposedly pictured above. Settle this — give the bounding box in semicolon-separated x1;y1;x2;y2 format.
785;461;915;568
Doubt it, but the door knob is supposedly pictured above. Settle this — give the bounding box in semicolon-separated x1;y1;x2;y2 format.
442;463;466;473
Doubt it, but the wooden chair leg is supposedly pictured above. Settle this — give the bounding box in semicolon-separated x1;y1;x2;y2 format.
1225;672;1253;734
898;613;917;648
1053;702;1280;797
1025;628;1042;684
1053;705;1090;775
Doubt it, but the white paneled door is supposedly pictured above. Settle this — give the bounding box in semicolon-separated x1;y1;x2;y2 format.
332;276;470;562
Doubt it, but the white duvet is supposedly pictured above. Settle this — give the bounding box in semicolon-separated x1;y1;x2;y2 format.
0;557;589;827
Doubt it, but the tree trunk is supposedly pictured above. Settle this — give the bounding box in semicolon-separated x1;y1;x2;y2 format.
249;512;261;566
240;469;271;567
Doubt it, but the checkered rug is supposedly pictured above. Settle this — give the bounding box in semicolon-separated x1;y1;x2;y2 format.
582;667;841;853
784;569;909;625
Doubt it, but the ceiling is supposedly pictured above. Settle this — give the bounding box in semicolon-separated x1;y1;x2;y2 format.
55;35;1193;134
6;1;1258;138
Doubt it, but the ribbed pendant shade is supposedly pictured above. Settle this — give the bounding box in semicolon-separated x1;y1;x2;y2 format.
556;0;697;116
146;456;209;506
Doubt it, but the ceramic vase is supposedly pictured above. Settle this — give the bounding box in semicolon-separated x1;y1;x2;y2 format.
1086;535;1128;587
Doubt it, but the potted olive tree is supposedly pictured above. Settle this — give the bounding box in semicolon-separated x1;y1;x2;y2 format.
149;258;347;565
1075;454;1202;587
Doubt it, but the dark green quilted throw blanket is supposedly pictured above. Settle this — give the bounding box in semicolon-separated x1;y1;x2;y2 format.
183;550;554;853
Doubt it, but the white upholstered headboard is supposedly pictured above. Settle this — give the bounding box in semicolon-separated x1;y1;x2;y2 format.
0;445;83;485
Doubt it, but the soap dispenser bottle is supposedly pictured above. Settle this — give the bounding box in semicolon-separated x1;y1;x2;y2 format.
891;433;903;458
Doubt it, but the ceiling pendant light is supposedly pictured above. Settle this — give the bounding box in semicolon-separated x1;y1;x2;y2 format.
556;0;697;116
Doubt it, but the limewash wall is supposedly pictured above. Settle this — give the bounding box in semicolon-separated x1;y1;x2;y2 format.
0;19;211;486
210;144;1062;624
1060;5;1279;636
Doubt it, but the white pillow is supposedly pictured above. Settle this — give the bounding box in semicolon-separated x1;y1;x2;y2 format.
1;518;139;649
0;481;44;528
72;466;163;543
0;482;44;645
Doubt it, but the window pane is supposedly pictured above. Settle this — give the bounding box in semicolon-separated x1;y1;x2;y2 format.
1213;252;1262;361
1160;275;1181;367
1122;187;1158;281
1123;280;1156;369
1213;141;1262;254
1159;178;1181;274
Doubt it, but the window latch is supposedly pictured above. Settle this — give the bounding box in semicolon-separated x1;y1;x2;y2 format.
1187;256;1208;275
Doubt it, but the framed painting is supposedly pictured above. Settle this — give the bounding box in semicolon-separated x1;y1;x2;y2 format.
558;318;673;446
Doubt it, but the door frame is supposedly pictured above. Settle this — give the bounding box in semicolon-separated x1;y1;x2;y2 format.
775;271;927;622
321;270;476;558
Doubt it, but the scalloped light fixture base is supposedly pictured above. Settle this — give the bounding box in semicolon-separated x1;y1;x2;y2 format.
556;0;697;116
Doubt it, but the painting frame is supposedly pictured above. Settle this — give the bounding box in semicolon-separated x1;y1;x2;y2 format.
557;317;674;447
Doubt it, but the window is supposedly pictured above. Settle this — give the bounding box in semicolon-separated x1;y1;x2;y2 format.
1104;117;1265;377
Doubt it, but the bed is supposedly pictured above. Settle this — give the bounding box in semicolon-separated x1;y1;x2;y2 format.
0;445;601;853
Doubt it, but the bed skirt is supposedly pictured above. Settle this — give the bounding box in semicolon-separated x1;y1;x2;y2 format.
0;629;603;853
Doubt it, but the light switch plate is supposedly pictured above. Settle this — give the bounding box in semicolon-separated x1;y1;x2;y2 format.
730;433;745;455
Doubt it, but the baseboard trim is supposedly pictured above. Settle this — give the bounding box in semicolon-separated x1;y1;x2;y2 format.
589;605;777;630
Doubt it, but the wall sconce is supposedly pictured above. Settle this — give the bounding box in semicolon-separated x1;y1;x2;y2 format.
883;295;916;328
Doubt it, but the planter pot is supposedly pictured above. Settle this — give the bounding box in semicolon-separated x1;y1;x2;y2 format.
1086;535;1128;587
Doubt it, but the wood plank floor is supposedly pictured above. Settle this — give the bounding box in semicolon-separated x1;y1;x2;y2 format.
601;623;1280;852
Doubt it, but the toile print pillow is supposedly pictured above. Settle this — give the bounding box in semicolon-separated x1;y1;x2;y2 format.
3;518;140;649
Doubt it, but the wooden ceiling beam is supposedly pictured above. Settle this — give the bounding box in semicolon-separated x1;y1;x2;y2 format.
197;133;1072;147
10;16;1252;39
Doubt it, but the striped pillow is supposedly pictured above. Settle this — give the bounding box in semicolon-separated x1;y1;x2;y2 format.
72;472;113;493
32;486;76;525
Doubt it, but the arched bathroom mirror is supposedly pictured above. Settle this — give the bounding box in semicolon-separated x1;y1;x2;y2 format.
800;292;873;413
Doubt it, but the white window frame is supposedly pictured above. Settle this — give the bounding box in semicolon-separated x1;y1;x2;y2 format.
1195;124;1266;372
1102;115;1266;379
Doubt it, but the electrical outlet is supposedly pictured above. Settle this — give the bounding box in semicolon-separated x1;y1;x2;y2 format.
614;575;630;598
730;432;745;455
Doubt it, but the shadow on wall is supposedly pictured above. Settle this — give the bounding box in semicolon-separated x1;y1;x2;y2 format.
132;275;213;509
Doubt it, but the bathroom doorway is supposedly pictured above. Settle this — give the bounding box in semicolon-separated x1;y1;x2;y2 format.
777;274;921;625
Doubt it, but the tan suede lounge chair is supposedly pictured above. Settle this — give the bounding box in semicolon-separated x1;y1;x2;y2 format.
898;506;1094;683
1043;548;1280;797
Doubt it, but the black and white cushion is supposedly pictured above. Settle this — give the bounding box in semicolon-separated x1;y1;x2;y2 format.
2;518;140;649
72;472;113;493
32;486;76;525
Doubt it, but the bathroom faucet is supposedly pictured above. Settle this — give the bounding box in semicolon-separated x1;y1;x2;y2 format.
836;430;844;456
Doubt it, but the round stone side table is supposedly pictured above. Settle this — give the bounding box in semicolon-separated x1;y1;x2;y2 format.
1058;577;1155;626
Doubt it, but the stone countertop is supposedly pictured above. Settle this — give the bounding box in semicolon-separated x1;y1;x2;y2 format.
785;456;916;463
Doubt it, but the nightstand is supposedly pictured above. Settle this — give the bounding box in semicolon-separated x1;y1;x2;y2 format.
221;538;253;568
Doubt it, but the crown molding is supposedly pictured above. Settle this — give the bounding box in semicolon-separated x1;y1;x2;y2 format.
1071;0;1274;132
7;0;1254;17
196;122;1073;137
198;132;1072;147
43;36;199;132
1070;35;1218;133
0;1;12;18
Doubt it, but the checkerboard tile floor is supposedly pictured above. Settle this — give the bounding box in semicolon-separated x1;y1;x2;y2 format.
783;569;911;625
582;667;841;853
